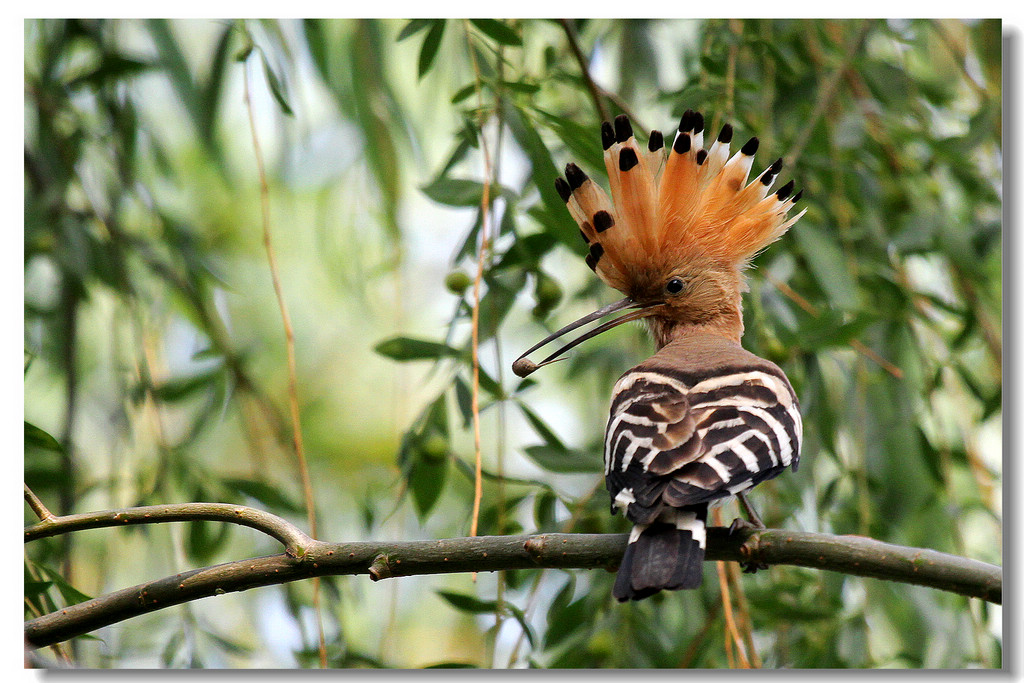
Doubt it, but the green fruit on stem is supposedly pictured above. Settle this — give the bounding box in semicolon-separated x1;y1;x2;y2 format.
534;272;563;308
445;271;472;295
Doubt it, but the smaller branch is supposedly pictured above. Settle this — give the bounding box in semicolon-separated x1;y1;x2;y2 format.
952;267;1002;372
23;503;314;558
725;19;741;122
24;484;54;521
595;87;648;135
787;20;872;167
762;271;903;379
929;20;988;99
559;19;610;123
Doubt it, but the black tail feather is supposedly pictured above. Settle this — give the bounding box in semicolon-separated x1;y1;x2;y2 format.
613;508;707;602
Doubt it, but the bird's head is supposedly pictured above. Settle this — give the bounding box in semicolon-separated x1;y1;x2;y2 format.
513;110;804;378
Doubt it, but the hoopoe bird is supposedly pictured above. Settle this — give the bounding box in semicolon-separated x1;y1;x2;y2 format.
513;110;805;601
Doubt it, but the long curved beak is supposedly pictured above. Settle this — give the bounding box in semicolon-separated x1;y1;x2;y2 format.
512;297;662;377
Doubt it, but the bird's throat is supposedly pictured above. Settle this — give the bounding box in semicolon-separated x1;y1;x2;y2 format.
648;310;744;350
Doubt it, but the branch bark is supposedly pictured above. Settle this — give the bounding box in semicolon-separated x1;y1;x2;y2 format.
24;505;1002;648
24;502;314;557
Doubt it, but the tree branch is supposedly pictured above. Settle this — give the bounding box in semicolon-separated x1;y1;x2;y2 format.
23;502;314;557
24;510;1002;648
558;19;609;123
24;484;54;521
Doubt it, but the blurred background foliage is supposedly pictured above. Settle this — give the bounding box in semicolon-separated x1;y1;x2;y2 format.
24;18;1001;668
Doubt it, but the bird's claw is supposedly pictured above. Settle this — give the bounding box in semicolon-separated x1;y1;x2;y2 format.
729;517;768;573
728;517;764;535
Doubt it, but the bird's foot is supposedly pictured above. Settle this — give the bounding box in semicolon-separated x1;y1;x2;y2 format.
727;517;763;535
728;517;768;573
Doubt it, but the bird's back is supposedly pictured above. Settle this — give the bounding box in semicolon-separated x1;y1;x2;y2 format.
603;332;802;600
605;332;802;525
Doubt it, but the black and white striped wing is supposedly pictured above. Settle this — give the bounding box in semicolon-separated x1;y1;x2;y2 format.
604;365;802;523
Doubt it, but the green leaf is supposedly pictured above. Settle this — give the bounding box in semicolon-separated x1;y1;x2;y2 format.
418;20;446;79
162;630;185;667
502;102;579;249
420;177;514;207
147;365;225;403
221;478;304;513
66;54;153;89
700;54;726;77
546;585;591;648
504;602;537;648
793;310;878;351
475;364;504;398
403;394;450;519
500;80;539;95
24;580;53;599
36;565;92;605
437;590;497;613
470;19;522;46
533;490;558;530
408;448;448;519
861;58;913;106
517;402;567;451
145;18;223;161
421;178;486;206
186;517;232;566
792;222;860;311
476;270;526;343
301;19;328;76
397;19;433;42
374;336;459;361
25;422;62;453
535;107;604;173
203;629;253;656
453;375;473;428
199;23;235;136
260;51;294;116
522;445;601;474
450;82;478;104
348;20;405;240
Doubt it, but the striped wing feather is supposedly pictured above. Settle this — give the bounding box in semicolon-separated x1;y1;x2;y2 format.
605;360;800;525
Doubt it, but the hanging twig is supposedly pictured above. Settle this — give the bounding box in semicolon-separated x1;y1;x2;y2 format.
712;508;751;668
241;52;327;668
463;21;497;542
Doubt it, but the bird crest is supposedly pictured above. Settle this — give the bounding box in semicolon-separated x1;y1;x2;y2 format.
555;111;805;297
513;110;805;377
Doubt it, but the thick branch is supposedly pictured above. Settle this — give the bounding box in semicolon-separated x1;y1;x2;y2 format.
24;524;1001;648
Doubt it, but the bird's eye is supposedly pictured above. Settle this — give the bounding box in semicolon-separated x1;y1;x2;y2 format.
665;278;685;295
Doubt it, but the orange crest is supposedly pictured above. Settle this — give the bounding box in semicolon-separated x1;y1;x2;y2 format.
555;111;806;295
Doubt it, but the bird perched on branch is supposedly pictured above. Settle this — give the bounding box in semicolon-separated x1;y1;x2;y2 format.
513;110;805;601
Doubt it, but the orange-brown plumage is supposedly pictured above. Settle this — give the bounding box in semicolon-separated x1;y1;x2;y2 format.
555;110;805;347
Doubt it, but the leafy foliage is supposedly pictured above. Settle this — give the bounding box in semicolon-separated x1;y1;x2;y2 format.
24;19;1000;668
